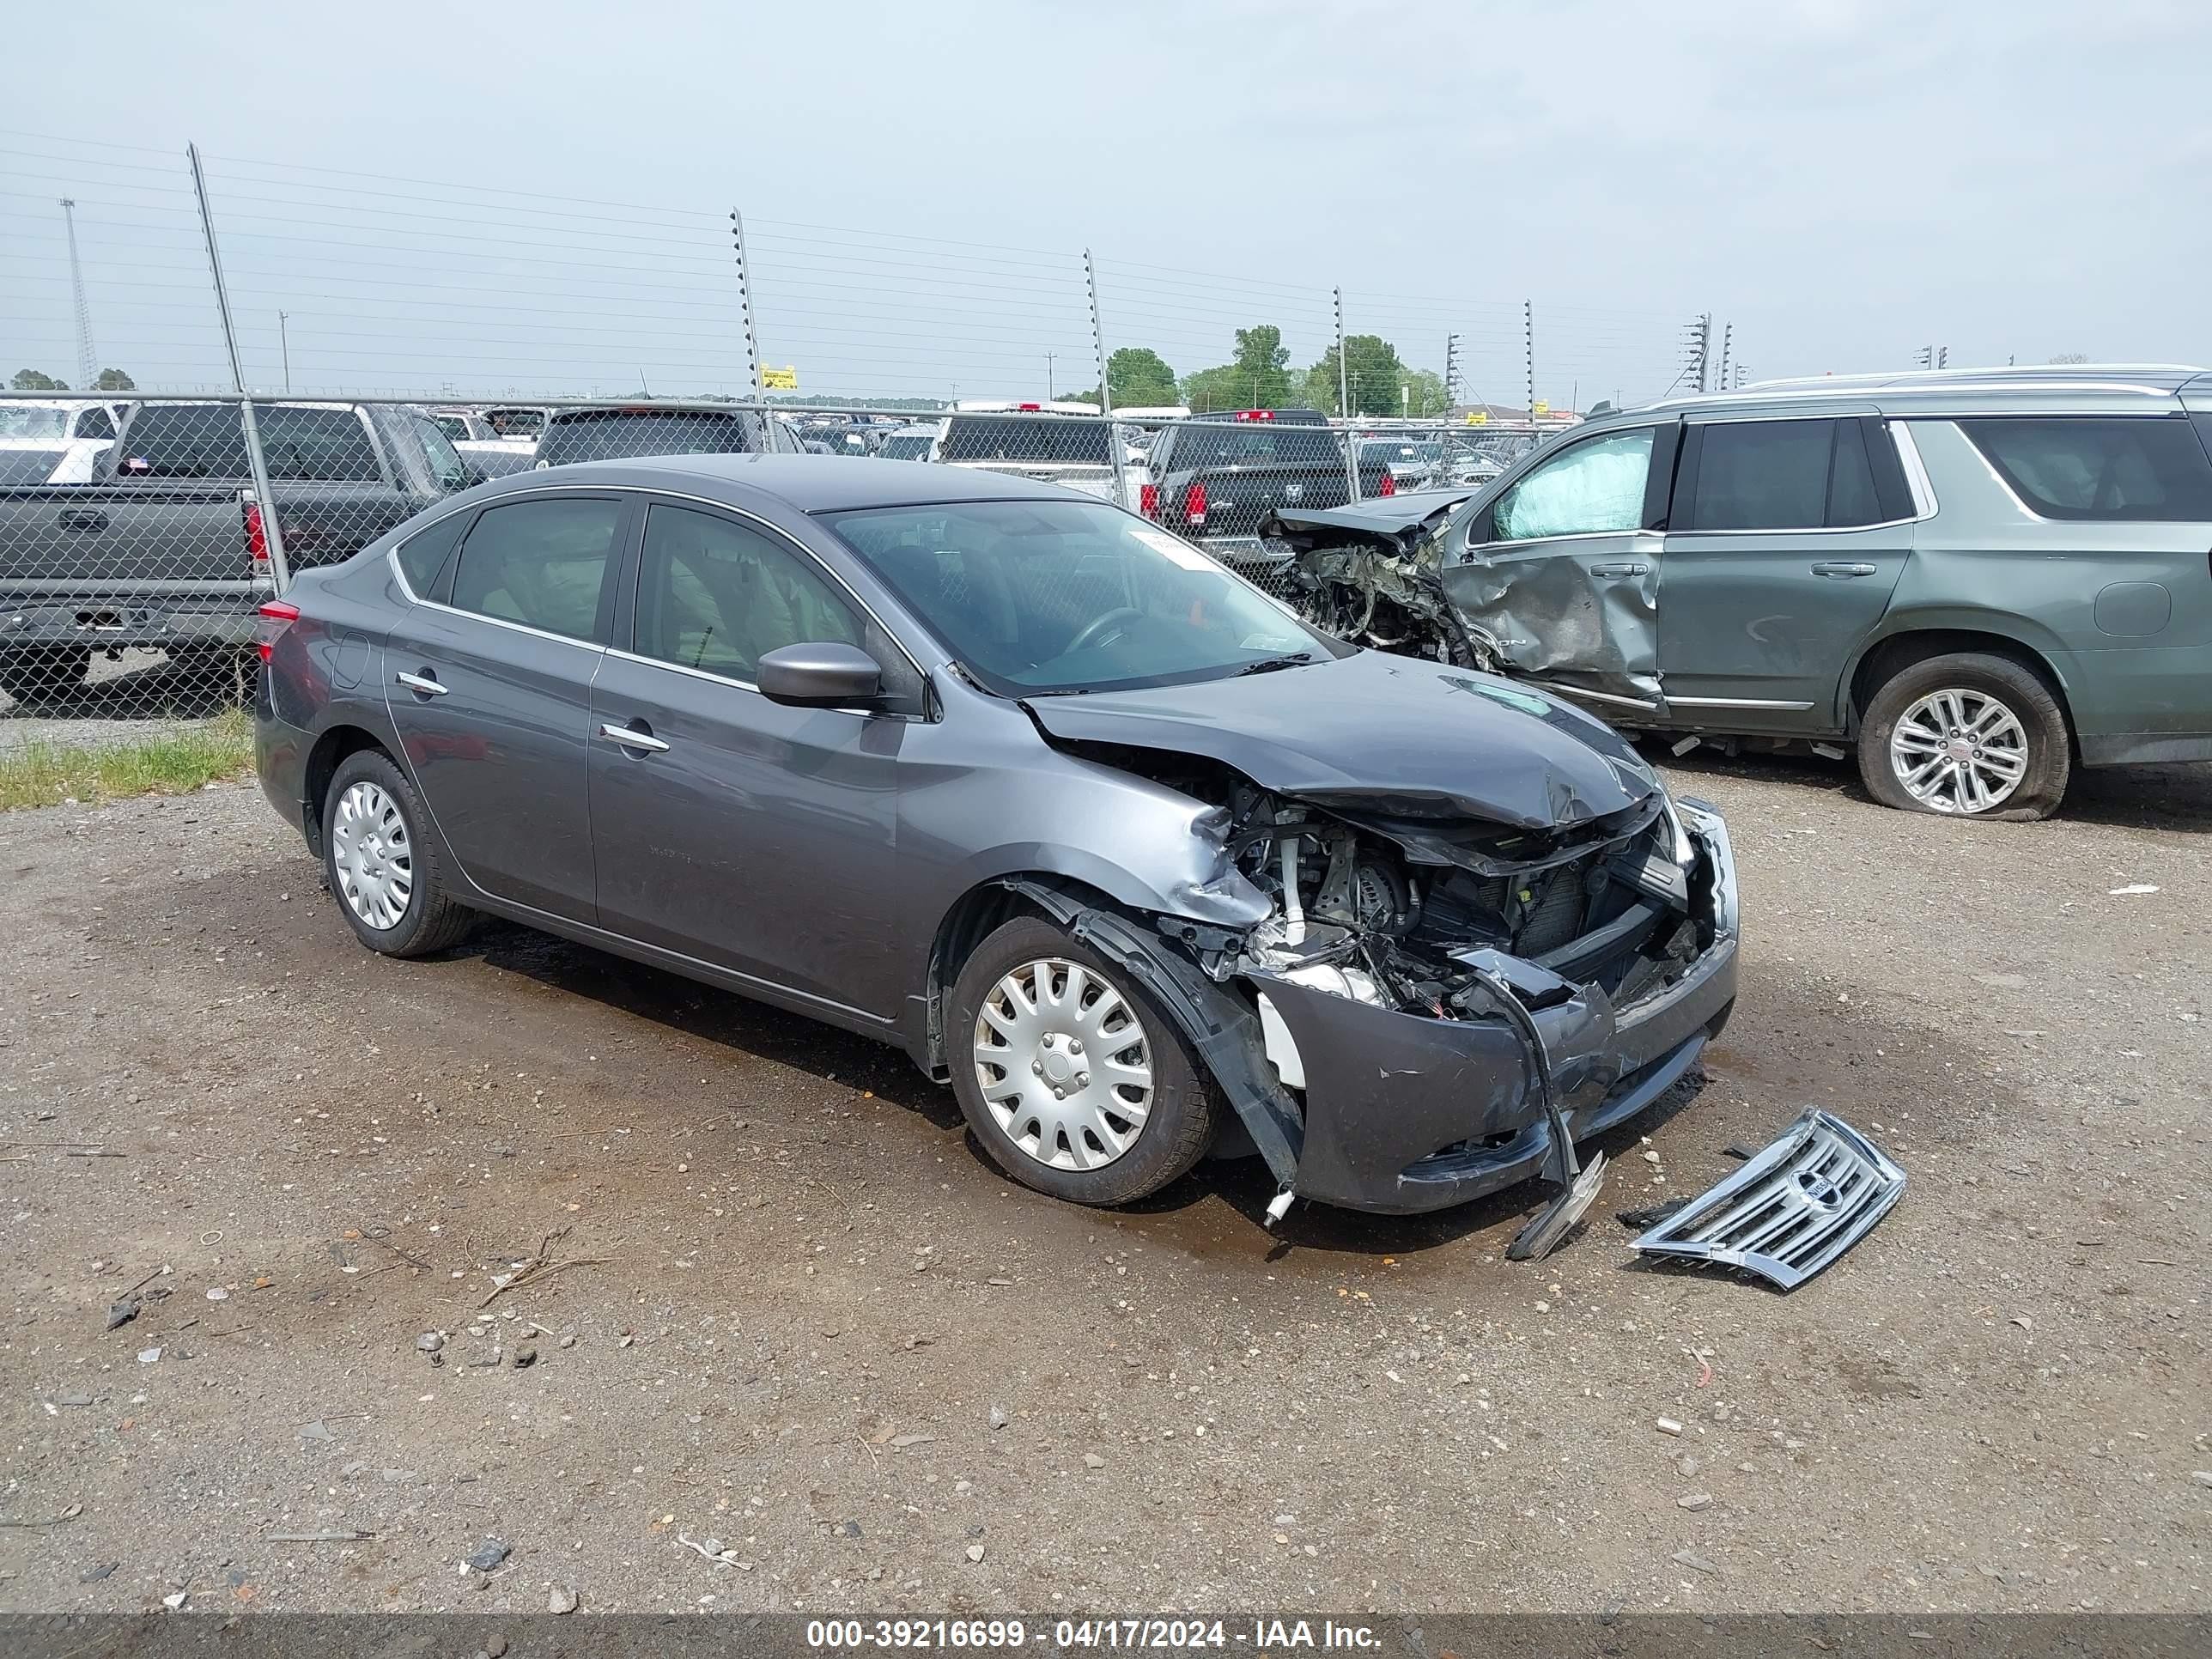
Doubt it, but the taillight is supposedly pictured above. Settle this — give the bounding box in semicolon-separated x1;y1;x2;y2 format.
1182;481;1207;526
243;496;269;568
1378;469;1396;497
1139;482;1159;520
256;599;300;663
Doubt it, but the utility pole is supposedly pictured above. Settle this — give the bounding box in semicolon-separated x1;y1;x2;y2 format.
1443;332;1462;408
1334;288;1358;501
1523;300;1534;419
1044;352;1056;399
726;209;764;402
1715;323;1732;393
1680;313;1712;394
278;310;291;394
58;198;97;389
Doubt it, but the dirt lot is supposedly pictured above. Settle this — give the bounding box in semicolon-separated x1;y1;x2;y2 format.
0;751;2206;1617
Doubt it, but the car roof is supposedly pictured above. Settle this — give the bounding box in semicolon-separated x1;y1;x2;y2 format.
497;452;1092;512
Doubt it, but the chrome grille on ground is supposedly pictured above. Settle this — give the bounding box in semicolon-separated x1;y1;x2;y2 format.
1632;1109;1905;1290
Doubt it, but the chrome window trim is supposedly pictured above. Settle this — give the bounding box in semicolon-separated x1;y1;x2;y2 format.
1531;681;1660;711
384;482;930;686
1667;696;1816;710
602;646;909;723
1891;421;1939;520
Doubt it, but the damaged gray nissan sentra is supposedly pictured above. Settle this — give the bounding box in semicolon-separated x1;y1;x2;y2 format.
254;454;1739;1223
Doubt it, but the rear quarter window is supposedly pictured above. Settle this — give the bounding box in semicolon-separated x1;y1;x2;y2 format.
1958;416;2212;522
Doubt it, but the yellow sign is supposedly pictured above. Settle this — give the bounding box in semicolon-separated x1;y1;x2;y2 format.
1464;410;1488;426
761;365;798;392
1532;398;1550;416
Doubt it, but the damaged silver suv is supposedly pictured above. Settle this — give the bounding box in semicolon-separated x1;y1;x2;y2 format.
255;457;1739;1218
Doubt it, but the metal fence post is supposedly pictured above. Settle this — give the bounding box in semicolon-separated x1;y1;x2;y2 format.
187;143;290;593
729;209;764;402
1085;249;1128;509
1335;288;1359;502
1524;299;1535;422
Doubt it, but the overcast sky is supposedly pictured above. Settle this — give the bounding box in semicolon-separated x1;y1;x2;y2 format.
8;0;2209;405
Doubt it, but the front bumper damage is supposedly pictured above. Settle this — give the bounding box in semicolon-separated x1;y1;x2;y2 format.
1251;803;1737;1214
1006;799;1740;1221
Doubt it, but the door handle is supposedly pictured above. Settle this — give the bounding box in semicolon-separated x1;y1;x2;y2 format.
1811;562;1880;579
58;509;108;532
598;720;670;754
395;670;448;697
1589;561;1650;578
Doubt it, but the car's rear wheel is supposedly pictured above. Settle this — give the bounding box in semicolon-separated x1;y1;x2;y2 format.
321;749;475;957
1856;651;2069;820
0;646;85;707
948;916;1219;1206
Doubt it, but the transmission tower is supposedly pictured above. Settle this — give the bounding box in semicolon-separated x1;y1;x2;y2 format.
58;198;98;389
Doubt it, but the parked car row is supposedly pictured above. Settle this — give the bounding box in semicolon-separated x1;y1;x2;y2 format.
0;398;482;702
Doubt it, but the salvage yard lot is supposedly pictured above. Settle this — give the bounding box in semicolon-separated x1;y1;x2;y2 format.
0;753;2205;1613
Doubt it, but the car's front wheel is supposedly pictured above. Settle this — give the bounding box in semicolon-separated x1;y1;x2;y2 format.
1856;651;2070;820
948;916;1219;1206
321;749;475;957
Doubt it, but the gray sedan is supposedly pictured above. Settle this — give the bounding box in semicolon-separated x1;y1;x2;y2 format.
254;456;1739;1220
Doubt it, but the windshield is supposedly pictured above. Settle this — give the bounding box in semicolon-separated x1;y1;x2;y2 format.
1363;441;1442;464
0;408;72;441
878;433;933;460
1170;422;1341;466
826;499;1344;696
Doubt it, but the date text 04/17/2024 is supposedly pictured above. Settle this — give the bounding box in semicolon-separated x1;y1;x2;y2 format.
803;1620;1380;1650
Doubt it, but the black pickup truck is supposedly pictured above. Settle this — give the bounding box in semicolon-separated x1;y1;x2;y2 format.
1139;410;1394;570
0;400;475;703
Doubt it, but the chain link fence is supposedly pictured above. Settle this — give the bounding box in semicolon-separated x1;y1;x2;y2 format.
3;128;1668;731
0;391;1571;725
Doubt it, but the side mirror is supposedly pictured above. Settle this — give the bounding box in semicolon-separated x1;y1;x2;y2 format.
757;641;882;708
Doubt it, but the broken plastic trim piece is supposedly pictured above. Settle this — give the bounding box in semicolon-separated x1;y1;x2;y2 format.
1507;1150;1607;1262
1632;1109;1905;1290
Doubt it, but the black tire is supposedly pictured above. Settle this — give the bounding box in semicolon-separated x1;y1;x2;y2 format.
0;646;85;706
1856;651;2070;821
946;916;1220;1206
320;748;475;957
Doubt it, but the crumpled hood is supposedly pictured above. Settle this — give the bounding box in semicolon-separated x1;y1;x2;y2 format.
1022;648;1656;831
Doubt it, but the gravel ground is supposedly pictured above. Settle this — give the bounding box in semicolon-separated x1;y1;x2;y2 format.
0;653;243;753
0;751;2205;1617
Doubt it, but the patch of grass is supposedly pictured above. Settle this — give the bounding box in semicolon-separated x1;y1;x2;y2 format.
0;709;254;811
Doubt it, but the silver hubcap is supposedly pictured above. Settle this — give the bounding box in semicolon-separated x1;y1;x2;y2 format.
330;780;414;930
1889;688;2029;814
971;957;1154;1172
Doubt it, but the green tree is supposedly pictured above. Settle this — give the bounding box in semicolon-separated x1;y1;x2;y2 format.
1177;322;1298;413
1066;346;1182;410
10;368;68;391
1303;335;1407;416
1402;368;1448;416
91;368;136;391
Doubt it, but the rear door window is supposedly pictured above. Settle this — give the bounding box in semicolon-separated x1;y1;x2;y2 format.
448;497;625;641
1489;428;1654;541
1680;417;1903;530
1957;416;2212;521
255;406;384;482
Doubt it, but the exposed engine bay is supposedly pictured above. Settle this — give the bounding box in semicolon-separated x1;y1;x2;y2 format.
1069;744;1709;1026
